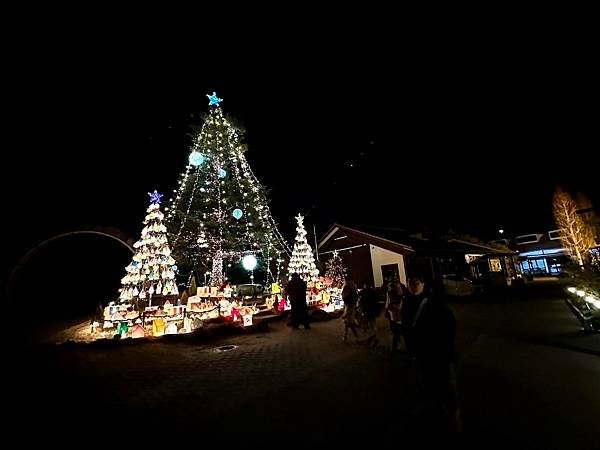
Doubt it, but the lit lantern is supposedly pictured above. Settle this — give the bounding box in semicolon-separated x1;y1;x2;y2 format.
242;254;258;271
242;314;253;327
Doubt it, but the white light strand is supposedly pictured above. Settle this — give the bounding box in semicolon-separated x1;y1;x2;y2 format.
173;166;203;244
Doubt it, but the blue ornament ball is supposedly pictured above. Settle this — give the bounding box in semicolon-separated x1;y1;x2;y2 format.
233;208;243;220
189;151;205;167
218;168;227;178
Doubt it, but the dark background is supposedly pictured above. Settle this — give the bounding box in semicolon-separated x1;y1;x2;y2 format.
3;21;598;320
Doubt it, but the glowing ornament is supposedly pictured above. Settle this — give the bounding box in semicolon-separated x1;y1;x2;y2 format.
218;168;227;178
189;151;205;167
242;254;258;271
233;208;243;220
207;91;223;106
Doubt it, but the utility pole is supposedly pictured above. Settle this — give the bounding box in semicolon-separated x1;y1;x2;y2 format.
313;224;319;261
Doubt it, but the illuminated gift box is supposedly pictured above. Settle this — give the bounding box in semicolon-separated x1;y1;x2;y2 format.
271;283;281;294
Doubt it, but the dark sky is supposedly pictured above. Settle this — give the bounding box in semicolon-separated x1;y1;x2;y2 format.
4;26;599;290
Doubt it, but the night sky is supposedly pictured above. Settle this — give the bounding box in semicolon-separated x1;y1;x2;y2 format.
4;28;598;303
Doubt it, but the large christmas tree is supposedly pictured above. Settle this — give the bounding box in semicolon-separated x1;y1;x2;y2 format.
165;92;290;286
119;191;179;305
288;214;319;282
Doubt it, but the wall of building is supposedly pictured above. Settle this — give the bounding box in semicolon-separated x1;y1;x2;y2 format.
369;244;407;287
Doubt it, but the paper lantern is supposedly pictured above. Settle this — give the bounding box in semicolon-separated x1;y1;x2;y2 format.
131;324;145;338
152;318;165;336
242;314;253;327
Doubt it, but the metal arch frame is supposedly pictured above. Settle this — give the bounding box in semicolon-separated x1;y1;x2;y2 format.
5;229;134;304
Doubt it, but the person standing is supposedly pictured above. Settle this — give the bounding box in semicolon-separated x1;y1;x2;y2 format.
402;276;461;434
359;283;379;346
285;273;310;329
385;280;405;354
341;278;359;342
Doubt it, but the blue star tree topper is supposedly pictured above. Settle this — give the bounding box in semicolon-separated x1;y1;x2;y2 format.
148;190;163;205
206;92;223;106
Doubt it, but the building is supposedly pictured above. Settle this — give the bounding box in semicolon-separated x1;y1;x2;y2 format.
317;224;413;288
514;224;600;276
318;224;519;292
513;230;569;276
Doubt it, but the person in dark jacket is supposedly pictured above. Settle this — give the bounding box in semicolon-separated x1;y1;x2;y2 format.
402;276;461;434
285;273;310;329
341;279;359;342
385;280;406;354
358;284;379;346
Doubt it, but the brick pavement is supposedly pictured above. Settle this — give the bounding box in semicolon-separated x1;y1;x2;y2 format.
10;316;433;446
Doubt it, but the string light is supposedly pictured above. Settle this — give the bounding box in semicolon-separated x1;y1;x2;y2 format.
165;94;291;286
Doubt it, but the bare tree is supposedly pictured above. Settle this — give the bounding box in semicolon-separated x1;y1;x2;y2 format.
553;187;596;267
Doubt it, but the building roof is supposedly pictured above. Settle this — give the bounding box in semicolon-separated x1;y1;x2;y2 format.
319;224;414;255
319;224;515;256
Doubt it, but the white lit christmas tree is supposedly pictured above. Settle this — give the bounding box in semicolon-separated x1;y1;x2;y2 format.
288;214;319;282
325;250;347;287
165;92;290;286
119;191;179;305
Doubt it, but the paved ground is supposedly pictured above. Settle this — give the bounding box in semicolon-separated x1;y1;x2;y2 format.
452;279;600;448
7;279;600;447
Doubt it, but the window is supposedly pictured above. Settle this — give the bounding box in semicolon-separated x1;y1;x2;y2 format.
521;258;547;274
515;234;541;245
489;258;502;272
548;230;564;240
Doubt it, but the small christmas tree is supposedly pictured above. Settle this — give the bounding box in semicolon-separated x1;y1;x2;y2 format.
119;191;179;306
288;214;319;282
325;250;347;287
189;275;198;295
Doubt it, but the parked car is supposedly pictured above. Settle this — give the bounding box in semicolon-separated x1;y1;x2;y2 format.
235;284;267;304
442;274;482;296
